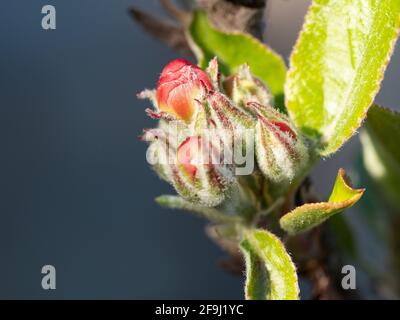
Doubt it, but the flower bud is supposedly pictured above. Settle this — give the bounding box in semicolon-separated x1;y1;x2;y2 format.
191;91;256;166
156;59;213;123
175;135;232;206
223;64;272;111
144;129;232;207
206;91;255;130
251;102;309;183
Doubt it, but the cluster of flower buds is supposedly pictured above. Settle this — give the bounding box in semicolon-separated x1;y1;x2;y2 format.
139;58;308;206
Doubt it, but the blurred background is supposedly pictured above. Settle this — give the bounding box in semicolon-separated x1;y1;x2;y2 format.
0;0;398;299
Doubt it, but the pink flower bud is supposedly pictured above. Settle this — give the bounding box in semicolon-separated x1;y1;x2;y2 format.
177;136;202;180
174;135;231;206
177;136;222;180
156;59;213;123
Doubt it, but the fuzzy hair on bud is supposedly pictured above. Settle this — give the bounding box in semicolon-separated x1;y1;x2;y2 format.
175;135;233;206
223;64;273;112
252;102;309;183
206;57;221;88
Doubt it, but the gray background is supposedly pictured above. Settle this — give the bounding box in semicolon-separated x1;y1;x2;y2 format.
0;0;398;299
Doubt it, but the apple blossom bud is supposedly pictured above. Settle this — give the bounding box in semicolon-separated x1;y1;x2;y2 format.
206;91;255;130
251;102;309;183
191;91;255;164
223;64;272;111
156;59;213;123
144;129;232;207
175;135;232;206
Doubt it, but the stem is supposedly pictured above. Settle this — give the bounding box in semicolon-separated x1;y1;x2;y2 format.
282;148;320;214
156;195;243;224
257;197;284;217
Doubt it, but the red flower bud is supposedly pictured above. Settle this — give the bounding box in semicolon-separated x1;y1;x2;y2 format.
156;59;213;123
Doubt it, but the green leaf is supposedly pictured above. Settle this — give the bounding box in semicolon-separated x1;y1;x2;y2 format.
155;195;242;224
361;105;400;208
188;11;287;109
280;169;365;235
285;0;400;156
239;229;299;300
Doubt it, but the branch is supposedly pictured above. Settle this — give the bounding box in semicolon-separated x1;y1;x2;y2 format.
128;7;193;56
197;0;267;39
160;0;190;24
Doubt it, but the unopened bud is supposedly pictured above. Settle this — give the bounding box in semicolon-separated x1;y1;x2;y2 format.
252;102;309;183
156;59;213;123
174;135;232;206
223;64;272;111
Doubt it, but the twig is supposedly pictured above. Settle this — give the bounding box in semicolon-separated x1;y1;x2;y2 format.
128;7;193;56
160;0;191;25
198;0;266;40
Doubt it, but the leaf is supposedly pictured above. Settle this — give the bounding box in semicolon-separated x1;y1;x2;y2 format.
155;195;242;224
360;105;400;208
239;229;299;300
280;169;365;235
285;0;400;156
188;11;287;109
